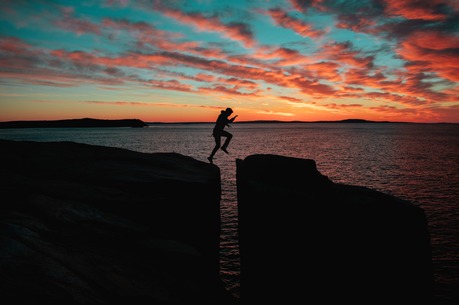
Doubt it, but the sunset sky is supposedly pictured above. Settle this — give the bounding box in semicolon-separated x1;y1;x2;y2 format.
1;0;458;122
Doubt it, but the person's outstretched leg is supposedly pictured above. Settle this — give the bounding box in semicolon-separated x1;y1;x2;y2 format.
208;136;221;163
221;132;232;154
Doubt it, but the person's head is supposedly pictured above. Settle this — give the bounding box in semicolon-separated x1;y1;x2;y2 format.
225;108;233;115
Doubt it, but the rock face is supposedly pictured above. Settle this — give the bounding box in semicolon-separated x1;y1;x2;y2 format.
0;139;229;304
236;154;433;304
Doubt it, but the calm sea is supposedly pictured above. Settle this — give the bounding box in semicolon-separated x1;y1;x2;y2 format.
1;122;458;303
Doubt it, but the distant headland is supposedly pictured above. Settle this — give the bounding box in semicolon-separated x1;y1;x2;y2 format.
0;118;147;128
147;119;397;125
1;118;455;128
147;119;431;124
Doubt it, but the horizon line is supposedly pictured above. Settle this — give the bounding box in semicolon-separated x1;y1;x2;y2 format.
1;118;458;125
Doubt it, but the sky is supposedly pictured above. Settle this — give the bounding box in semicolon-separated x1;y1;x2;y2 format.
1;0;458;123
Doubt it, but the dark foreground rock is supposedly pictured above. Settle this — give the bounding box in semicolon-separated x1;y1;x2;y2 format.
0;139;233;304
237;154;433;304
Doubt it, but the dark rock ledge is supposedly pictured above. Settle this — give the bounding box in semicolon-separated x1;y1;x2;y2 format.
236;154;433;304
0;140;434;305
0;139;231;304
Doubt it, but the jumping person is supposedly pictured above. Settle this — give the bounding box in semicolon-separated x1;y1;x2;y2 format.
208;108;238;164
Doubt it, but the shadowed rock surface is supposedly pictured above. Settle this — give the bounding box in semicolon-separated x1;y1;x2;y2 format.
236;154;433;304
0;139;233;304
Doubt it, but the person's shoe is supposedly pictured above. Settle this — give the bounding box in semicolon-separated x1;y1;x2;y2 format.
221;147;229;154
207;156;213;164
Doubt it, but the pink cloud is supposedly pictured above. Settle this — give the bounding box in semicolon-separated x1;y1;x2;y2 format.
397;31;459;82
0;71;77;87
278;96;304;103
156;6;256;48
320;42;375;69
267;8;326;39
54;9;101;36
0;36;41;56
253;47;314;66
199;85;261;97
51;49;172;68
85;101;152;106
366;104;445;122
195;73;216;82
146;79;194;92
322;103;363;109
384;0;451;21
216;77;259;90
289;0;327;13
304;61;341;81
364;92;426;106
336;14;377;34
83;101;223;110
102;18;181;38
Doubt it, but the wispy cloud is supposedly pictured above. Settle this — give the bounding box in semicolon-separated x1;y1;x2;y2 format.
267;8;326;38
1;0;458;122
154;4;256;48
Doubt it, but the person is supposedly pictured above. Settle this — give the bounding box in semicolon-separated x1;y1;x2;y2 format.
208;108;238;164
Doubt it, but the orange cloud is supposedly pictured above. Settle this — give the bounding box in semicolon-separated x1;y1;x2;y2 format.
156;6;256;48
253;47;314;66
195;73;216;82
304;61;341;81
278;96;304;103
216;77;259;90
384;0;450;21
397;31;459;82
322;103;363;109
83;101;222;110
336;14;377;34
199;85;261;97
320;42;375;69
267;8;326;39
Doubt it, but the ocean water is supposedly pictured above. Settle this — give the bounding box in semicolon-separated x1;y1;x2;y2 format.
1;122;458;303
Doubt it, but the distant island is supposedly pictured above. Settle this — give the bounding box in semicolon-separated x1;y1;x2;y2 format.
0;118;147;128
1;118;454;128
147;119;408;125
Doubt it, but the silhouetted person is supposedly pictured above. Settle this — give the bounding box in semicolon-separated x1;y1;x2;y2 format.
208;108;238;164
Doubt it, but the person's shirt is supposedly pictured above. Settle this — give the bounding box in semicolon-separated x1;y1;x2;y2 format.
214;112;231;132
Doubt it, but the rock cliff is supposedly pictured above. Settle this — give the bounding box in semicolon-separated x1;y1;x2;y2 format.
236;154;433;304
0;139;230;304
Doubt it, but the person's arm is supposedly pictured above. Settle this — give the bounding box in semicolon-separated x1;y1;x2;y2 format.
229;115;238;123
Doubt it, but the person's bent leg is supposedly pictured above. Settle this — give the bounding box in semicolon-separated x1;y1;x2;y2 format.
221;132;232;153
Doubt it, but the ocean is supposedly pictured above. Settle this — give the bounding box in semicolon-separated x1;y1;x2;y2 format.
1;122;458;303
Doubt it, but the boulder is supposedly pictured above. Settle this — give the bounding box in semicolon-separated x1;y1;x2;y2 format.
236;154;433;304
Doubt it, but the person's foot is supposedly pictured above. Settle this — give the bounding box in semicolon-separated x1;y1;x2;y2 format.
207;156;213;164
221;147;229;154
